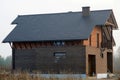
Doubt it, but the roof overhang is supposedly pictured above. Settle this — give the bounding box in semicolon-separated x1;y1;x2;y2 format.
105;10;118;30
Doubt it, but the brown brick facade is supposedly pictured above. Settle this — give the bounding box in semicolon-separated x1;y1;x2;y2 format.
84;26;113;75
83;26;102;48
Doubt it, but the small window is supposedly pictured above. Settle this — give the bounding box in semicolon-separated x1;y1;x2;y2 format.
97;33;99;48
53;41;65;46
54;52;66;63
89;35;91;46
61;41;65;46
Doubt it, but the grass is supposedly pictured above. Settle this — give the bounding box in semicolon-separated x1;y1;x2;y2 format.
0;68;119;80
0;69;84;80
0;73;83;80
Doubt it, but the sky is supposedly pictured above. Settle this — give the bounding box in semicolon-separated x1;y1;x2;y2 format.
0;0;120;58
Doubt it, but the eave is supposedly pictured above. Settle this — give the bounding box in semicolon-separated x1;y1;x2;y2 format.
105;10;119;30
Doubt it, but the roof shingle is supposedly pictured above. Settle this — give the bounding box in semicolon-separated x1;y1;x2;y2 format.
3;10;113;42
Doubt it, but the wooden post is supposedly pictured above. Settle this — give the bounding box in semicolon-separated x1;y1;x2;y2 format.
12;48;15;70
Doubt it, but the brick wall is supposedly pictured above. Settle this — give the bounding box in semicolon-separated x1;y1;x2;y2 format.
85;46;112;75
83;26;102;48
84;26;112;75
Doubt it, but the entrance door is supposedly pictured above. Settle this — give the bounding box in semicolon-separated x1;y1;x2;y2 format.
107;52;113;73
88;55;96;76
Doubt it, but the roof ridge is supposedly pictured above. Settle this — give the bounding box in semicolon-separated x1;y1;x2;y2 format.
18;9;112;17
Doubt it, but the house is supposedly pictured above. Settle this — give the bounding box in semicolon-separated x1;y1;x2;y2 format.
3;7;118;76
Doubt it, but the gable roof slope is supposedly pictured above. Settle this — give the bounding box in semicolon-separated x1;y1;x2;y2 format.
3;9;116;42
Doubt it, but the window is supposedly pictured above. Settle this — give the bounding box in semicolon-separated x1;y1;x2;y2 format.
53;41;65;46
54;52;66;63
97;33;99;48
89;35;91;46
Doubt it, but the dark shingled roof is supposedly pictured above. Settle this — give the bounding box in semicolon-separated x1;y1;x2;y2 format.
3;10;114;42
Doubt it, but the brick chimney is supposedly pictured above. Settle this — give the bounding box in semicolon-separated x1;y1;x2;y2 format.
82;6;90;16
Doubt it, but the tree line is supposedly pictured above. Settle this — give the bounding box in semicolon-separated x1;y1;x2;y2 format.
0;55;12;69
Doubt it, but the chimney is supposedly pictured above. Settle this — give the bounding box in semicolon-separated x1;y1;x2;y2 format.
82;6;90;16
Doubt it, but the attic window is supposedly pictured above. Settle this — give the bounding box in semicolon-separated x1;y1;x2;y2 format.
53;41;65;46
54;52;66;63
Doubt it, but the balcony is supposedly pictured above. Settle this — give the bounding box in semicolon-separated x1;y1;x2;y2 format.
101;41;112;49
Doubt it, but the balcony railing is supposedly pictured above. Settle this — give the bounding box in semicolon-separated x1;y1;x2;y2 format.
101;41;112;49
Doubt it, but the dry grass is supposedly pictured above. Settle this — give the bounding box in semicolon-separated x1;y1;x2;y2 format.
0;69;119;80
0;71;83;80
0;74;83;80
0;73;119;80
0;72;119;80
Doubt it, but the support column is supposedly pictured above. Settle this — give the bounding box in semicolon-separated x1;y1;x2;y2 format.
12;48;15;70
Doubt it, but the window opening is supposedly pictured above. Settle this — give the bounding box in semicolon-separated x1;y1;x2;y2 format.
53;41;65;46
54;52;66;63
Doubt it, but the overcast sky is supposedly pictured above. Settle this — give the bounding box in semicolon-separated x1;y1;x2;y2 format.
0;0;120;58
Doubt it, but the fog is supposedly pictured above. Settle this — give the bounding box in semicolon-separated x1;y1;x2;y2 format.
114;46;120;73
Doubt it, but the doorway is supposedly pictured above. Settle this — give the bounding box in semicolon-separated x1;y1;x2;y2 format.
107;52;113;73
88;55;96;76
